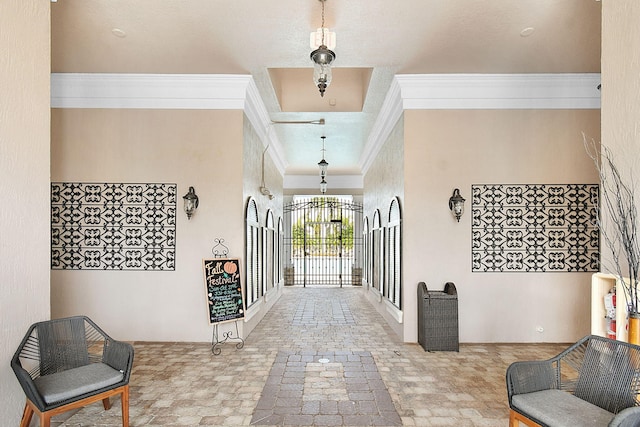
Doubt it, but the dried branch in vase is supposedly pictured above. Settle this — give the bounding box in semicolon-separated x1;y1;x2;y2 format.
584;134;640;314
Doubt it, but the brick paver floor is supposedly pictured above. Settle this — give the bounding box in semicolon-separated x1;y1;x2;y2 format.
43;286;567;426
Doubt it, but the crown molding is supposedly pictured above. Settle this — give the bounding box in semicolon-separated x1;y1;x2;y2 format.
52;73;601;182
51;73;287;174
51;73;256;109
395;73;601;110
359;73;601;175
244;78;287;174
359;77;404;175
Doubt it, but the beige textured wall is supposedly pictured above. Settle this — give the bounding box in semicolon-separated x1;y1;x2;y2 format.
601;1;640;274
0;1;51;424
402;109;600;343
50;109;246;342
242;115;284;333
363;116;405;220
364;109;601;343
363;116;405;336
243;117;284;221
602;2;640;169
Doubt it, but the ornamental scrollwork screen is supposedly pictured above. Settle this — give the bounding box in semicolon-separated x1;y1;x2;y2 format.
51;183;177;270
472;184;599;272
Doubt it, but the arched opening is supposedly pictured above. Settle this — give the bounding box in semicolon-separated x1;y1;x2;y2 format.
284;196;363;287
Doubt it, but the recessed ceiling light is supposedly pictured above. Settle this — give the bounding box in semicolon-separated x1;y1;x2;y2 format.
520;27;535;37
111;28;127;38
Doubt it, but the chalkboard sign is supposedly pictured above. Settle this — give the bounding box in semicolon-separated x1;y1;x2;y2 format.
202;258;245;324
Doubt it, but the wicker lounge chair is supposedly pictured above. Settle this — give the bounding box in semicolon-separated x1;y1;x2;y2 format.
11;316;134;427
506;335;640;427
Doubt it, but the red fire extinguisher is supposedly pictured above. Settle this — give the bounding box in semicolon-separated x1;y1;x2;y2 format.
605;288;616;339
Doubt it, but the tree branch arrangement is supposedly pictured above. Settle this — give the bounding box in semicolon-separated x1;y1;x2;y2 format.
584;135;640;314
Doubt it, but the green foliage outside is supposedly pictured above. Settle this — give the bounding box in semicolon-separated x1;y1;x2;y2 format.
291;197;356;257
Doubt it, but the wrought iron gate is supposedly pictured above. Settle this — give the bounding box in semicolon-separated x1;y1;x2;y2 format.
284;196;363;286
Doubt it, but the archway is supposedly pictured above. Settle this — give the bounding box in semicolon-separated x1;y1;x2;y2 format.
284;196;363;287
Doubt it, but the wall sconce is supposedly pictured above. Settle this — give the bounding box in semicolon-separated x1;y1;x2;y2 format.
183;186;199;220
448;188;465;222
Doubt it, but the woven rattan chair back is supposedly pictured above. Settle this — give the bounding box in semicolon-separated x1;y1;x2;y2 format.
574;337;640;413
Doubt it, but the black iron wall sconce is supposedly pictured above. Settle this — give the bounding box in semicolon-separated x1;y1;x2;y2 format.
183;186;199;220
449;188;465;222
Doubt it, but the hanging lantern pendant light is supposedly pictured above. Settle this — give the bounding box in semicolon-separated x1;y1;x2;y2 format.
318;135;329;194
310;0;335;97
318;136;329;177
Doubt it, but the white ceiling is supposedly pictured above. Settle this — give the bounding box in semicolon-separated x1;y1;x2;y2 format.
51;0;601;178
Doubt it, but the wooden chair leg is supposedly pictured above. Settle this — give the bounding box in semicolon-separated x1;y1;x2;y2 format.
121;385;130;427
20;399;51;427
510;409;543;427
102;397;112;410
509;409;518;427
20;386;129;427
38;411;52;427
19;402;34;427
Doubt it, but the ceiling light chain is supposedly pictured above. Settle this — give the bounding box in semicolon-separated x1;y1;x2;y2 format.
310;0;336;97
320;0;326;46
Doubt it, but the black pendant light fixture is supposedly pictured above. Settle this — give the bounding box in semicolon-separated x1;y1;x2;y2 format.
310;0;335;97
318;136;329;177
318;136;329;194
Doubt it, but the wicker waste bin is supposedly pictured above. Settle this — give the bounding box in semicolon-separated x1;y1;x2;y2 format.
284;267;294;286
418;281;459;352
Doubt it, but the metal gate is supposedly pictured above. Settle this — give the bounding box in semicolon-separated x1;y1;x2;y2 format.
284;196;363;286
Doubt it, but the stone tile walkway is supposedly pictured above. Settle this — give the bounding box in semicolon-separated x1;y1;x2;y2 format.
47;286;567;426
251;350;401;426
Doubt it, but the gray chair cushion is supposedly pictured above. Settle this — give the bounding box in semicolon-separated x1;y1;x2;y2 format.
34;363;124;404
610;407;640;427
512;389;614;427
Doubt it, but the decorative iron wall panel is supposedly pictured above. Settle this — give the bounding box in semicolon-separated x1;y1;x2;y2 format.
472;184;599;272
51;183;176;270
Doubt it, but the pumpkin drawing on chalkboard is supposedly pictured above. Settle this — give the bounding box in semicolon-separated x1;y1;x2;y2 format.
224;261;237;274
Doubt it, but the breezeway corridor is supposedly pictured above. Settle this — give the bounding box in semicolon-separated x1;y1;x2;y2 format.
42;287;564;426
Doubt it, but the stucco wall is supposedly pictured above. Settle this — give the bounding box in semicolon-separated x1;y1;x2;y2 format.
50;109;246;342
0;1;51;424
363;116;405;220
241;115;284;333
405;109;601;343
390;109;600;343
243;117;284;222
363;116;405;336
602;2;640;170
601;1;640;270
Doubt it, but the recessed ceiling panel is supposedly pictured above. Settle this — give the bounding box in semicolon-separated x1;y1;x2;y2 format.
50;0;601;185
268;68;373;113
